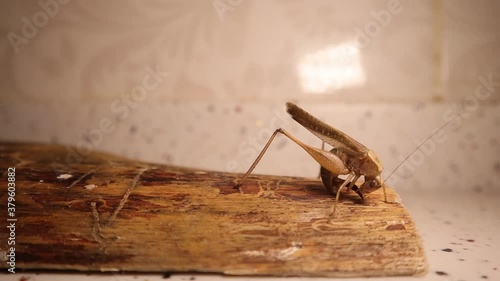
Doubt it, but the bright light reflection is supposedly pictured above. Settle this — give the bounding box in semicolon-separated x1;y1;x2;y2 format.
297;42;365;94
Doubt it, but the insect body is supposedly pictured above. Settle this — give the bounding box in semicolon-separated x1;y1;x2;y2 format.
235;102;386;217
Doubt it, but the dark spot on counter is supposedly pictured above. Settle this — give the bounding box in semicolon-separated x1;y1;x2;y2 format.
466;239;475;243
458;258;465;261
190;277;196;280
441;248;452;252
207;104;215;112
481;275;488;279
435;271;448;276
162;272;171;278
234;105;242;113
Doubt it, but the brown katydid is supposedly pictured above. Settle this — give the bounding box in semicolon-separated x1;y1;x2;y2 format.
234;102;385;217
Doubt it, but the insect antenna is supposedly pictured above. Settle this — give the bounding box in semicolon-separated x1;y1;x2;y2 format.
383;112;464;184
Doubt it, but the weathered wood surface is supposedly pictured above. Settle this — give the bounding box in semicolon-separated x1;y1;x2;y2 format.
0;142;427;277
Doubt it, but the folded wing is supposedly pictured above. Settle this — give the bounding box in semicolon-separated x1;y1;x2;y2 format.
286;102;367;157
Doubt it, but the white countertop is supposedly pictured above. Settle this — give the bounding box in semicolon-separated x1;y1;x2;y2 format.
4;189;499;281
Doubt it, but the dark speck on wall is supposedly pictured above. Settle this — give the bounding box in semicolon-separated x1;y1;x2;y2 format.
389;146;398;157
414;103;426;111
207;104;215;112
494;161;500;173
234;105;242;113
239;126;247;135
466;239;475;243
458;141;466;149
129;125;137;134
481;275;488;279
469;142;479;150
465;131;474;140
162;152;174;162
435;271;448;276
276;139;287;149
50;135;59;144
442;248;453;252
169;140;177;148
448;162;460;174
458;258;465;261
162;272;171;278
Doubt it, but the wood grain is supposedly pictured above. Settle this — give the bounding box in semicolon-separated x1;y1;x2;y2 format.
0;142;427;277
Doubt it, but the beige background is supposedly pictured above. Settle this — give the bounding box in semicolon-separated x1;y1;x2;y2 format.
1;0;499;190
1;1;500;280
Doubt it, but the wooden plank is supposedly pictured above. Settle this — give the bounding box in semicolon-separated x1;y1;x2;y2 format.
0;142;427;277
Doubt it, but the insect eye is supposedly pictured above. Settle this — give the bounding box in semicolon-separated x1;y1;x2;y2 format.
369;180;377;188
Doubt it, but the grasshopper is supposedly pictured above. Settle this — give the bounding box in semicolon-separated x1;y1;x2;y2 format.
235;102;386;217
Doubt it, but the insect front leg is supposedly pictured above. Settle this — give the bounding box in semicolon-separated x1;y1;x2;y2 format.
329;172;356;221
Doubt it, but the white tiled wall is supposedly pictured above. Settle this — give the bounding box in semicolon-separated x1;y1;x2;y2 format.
0;0;499;192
